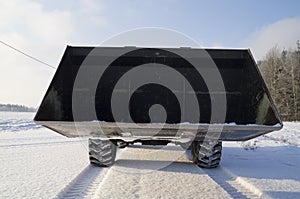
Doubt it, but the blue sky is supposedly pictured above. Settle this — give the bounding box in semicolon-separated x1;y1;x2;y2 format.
37;0;300;46
0;0;300;107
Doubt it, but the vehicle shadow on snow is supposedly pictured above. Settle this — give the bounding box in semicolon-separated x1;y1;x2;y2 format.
115;159;202;173
115;158;257;198
128;144;187;151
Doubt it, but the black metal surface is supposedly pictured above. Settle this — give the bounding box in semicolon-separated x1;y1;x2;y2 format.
35;46;281;128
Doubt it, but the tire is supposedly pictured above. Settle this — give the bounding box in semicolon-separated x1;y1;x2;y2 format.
191;140;222;168
89;138;117;167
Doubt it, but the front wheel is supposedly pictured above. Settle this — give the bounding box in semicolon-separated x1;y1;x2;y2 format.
191;140;222;168
89;138;117;167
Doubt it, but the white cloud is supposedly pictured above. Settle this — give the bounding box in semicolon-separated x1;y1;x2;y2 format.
80;0;104;13
245;17;300;60
0;0;75;107
79;0;107;26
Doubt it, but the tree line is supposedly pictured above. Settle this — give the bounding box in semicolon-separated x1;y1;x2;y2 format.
258;41;300;121
0;104;36;112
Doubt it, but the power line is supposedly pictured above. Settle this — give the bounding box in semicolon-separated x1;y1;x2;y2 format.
0;40;56;69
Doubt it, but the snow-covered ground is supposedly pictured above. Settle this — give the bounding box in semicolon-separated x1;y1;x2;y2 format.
0;112;299;198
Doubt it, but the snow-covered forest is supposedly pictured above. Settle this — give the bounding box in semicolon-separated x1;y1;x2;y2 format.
258;41;300;121
0;104;36;112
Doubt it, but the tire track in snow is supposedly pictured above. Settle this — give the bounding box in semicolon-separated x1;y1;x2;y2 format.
56;165;109;199
204;167;265;199
185;150;264;199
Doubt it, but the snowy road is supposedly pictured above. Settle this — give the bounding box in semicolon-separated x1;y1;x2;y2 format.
57;146;263;199
0;112;300;198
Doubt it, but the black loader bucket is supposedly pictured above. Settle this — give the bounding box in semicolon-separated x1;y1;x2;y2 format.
34;46;282;141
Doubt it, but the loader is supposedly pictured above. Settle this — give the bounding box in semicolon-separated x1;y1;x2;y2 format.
34;46;282;168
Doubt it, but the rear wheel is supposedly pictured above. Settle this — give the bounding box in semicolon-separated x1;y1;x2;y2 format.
89;138;117;167
191;140;222;168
